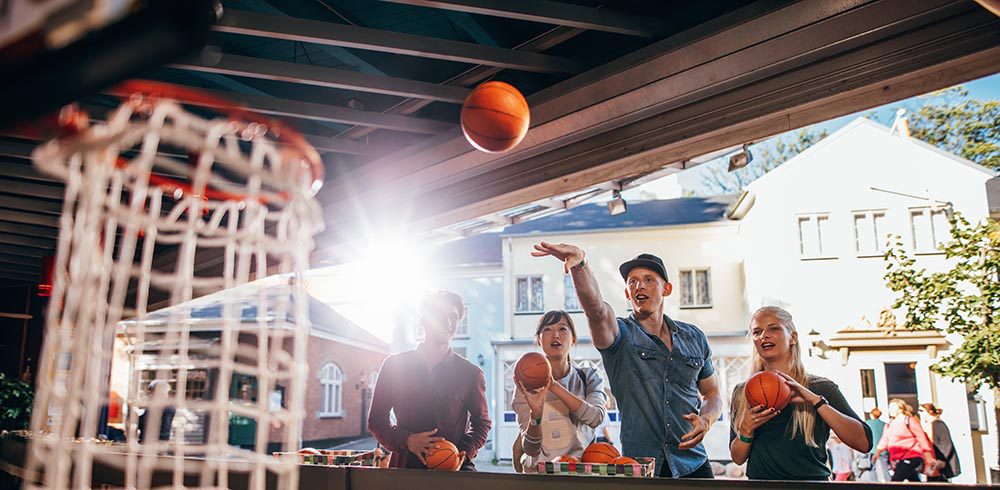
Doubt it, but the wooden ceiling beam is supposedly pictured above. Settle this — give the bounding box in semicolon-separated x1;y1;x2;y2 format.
171;52;471;103
214;10;585;74
381;0;667;38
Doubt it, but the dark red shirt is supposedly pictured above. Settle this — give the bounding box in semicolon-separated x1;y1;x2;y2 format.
367;347;491;469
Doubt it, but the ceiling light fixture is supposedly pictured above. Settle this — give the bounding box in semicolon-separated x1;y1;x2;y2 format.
728;143;753;172
607;190;627;216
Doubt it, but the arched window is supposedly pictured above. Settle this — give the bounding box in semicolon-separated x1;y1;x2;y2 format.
318;363;344;417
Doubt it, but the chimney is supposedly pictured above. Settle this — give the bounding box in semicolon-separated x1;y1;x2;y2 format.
889;108;910;139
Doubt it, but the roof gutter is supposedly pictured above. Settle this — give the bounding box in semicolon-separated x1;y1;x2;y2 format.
726;190;756;220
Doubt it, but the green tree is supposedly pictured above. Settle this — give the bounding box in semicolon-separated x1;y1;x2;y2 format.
0;373;33;431
906;87;1000;171
883;211;1000;466
700;128;828;195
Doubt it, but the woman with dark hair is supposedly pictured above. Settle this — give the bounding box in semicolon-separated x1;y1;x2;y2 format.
920;403;960;482
513;310;607;472
872;398;940;482
729;306;872;480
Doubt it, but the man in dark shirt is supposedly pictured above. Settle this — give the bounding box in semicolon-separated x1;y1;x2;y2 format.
368;290;491;470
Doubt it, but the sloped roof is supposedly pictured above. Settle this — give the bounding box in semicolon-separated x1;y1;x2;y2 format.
500;195;739;236
431;195;738;266
123;282;389;353
432;232;503;267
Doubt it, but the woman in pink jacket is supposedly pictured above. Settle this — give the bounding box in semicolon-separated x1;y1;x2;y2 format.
872;399;941;482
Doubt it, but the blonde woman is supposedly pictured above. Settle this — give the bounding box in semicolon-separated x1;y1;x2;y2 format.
729;307;872;480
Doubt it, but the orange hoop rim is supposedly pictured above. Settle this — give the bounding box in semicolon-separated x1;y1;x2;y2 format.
61;80;325;203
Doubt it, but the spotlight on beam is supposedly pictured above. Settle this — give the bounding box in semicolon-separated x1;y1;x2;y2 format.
728;143;753;172
607;190;627;216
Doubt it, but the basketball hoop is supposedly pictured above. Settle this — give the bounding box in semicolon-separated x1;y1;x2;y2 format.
25;80;325;490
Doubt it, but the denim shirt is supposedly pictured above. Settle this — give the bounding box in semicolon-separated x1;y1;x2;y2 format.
598;314;715;477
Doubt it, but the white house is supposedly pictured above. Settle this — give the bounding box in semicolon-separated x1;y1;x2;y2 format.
735;117;998;483
493;195;751;461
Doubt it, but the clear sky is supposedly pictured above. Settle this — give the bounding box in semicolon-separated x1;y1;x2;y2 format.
676;72;1000;195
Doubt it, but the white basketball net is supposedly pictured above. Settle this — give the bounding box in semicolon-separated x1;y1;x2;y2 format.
25;93;324;489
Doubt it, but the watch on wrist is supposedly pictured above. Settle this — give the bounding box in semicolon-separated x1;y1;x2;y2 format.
529;416;542;427
571;256;586;271
812;395;829;411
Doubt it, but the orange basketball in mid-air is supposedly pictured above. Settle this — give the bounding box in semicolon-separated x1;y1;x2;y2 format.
611;456;638;465
460;81;530;153
581;442;620;463
425;440;461;471
514;352;551;391
744;371;792;411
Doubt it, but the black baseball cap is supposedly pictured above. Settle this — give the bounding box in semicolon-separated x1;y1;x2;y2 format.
619;253;669;283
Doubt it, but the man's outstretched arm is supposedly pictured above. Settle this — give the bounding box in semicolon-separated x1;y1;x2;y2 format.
532;242;618;349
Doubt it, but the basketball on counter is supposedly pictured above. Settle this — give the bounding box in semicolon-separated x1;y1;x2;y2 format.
581;442;620;463
744;370;792;411
514;352;551;391
425;440;461;471
460;81;530;153
611;456;638;465
297;447;321;455
554;455;580;463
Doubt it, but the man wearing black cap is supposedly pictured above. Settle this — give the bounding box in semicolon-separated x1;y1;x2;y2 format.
532;242;723;479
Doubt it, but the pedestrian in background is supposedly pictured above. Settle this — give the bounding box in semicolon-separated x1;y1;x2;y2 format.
920;403;960;482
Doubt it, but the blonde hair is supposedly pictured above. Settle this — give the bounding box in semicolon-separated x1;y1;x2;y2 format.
889;398;915;417
731;306;818;447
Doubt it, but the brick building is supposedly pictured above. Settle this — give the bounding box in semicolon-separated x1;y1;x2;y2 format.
116;281;388;450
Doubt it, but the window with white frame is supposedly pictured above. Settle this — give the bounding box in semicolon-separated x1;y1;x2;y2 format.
678;269;712;308
456;304;469;338
318;363;344;417
853;210;888;256
717;356;751;420
797;213;834;258
910;207;950;252
515;276;544;313
564;275;581;311
502;360;516;412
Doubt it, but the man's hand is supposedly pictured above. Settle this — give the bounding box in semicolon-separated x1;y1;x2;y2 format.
532;242;585;273
406;429;444;465
679;414;711;450
533;241;617;349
